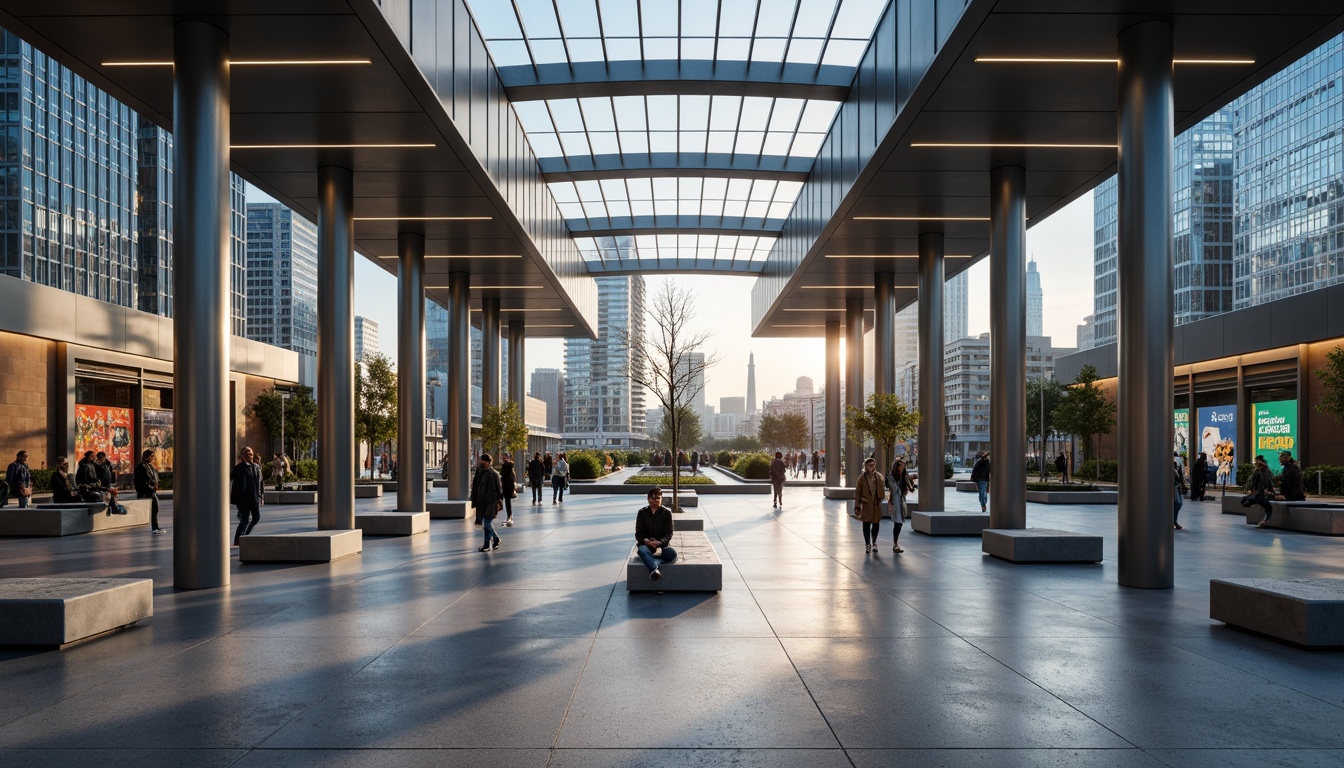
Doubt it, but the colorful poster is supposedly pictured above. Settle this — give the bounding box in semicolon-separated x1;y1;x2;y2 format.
1174;408;1190;472
75;405;135;474
1253;399;1297;474
1197;405;1237;487
143;408;174;472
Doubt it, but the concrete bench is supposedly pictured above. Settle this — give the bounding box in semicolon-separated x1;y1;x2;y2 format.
1211;578;1344;647
239;530;363;563
956;481;980;492
627;531;721;592
1;499;153;537
264;490;318;504
1245;503;1344;535
672;514;704;531
354;512;429;536
982;528;1103;563
1024;490;1118;504
0;578;153;648
912;511;992;536
432;479;451;488
823;486;855;499
354;484;384;499
427;500;468;519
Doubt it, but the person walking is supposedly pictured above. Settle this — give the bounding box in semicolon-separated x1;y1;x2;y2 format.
1278;452;1305;501
769;451;787;508
971;451;991;513
811;450;820;479
1055;452;1068;484
690;450;700;476
552;452;569;503
3;450;33;508
527;452;545;504
51;456;78;503
499;452;518;526
1173;461;1186;530
854;457;884;554
440;452;452;481
471;453;504;551
135;449;166;534
231;447;264;545
1248;455;1277;528
543;451;554;482
886;456;913;552
1190;451;1209;501
270;452;289;491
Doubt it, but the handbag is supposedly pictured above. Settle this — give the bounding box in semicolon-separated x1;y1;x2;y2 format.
18;484;31;497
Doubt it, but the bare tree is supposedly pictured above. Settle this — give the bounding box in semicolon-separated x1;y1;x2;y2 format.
623;282;721;511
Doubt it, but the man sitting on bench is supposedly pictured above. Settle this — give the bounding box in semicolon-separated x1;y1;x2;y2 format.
635;487;677;582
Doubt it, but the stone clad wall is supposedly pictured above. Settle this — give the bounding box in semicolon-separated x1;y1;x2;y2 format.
0;332;56;466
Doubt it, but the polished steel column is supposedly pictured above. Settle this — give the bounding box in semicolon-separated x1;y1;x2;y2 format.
397;232;426;513
317;165;355;530
873;272;896;476
508;318;526;408
918;232;947;513
825;320;842;487
172;21;230;589
845;297;865;482
989;165;1027;528
1117;21;1175;589
481;297;501;413
446;272;471;499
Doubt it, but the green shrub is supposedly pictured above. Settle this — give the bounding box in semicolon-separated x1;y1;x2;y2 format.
625;474;716;485
717;450;734;467
567;450;604;480
1235;462;1255;487
603;449;627;468
1077;459;1118;482
295;459;318;480
733;452;773;479
1303;465;1344;495
625;449;649;465
158;471;173;490
29;468;54;492
944;460;954;480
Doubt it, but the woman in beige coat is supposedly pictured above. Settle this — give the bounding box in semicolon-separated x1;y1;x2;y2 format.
854;456;885;554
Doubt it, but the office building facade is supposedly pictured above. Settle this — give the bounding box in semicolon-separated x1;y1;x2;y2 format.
893;271;969;368
354;316;380;362
245;202;318;358
530;367;564;433
1026;259;1044;337
564;274;647;447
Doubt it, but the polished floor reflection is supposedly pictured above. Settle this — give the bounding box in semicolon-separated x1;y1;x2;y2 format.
1;487;1341;767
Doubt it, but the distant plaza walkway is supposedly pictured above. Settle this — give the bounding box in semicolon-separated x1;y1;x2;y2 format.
2;489;1342;767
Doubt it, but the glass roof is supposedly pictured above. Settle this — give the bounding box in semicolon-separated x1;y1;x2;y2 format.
463;0;890;273
468;0;889;69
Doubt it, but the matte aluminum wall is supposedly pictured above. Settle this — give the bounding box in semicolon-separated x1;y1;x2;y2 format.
377;0;595;323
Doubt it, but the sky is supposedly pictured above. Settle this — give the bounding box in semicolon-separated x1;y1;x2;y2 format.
248;186;1097;408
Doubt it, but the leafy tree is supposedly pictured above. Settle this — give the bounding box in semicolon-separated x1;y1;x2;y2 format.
729;434;763;452
758;412;808;450
355;352;398;477
1053;364;1116;465
479;400;530;461
656;406;702;452
1026;376;1066;478
245;386;318;458
622;282;720;511
1313;345;1344;423
845;393;919;472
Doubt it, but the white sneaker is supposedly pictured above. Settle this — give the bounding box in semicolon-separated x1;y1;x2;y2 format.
505;519;513;527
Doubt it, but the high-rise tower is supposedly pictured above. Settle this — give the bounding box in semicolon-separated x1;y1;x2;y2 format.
747;352;757;414
1026;257;1044;337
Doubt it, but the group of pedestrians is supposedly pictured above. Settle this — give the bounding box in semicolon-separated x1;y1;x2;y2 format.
853;455;917;555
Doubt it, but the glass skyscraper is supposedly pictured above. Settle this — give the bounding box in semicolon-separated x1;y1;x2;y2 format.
564;274;647;447
245;202;318;358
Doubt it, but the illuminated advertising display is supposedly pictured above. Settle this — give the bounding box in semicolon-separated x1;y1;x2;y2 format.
1174;408;1190;470
75;405;135;473
1197;405;1237;487
1253;399;1297;474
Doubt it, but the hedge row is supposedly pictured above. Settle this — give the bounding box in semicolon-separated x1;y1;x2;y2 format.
733;452;773;479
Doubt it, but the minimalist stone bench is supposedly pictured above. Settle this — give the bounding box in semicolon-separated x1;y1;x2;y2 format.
912;511;992;536
1246;503;1344;535
1211;578;1344;647
427;500;469;519
672;515;704;531
0;578;153;648
432;479;451;488
823;486;855;499
354;512;429;536
2;499;152;537
264;490;318;505
1024;490;1118;504
354;484;384;499
982;528;1103;563
956;481;980;492
627;531;721;592
239;530;363;563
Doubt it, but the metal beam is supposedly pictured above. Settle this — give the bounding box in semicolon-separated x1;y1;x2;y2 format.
583;259;764;276
500;60;853;102
570;216;784;238
541;154;812;182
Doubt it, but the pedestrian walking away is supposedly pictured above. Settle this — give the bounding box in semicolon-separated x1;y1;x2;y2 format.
1054;452;1068;484
499;452;517;526
854;457;885;554
471;453;504;551
635;487;677;582
1248;455;1276;527
527;452;545;504
769;451;787;508
3;450;33;508
886;456;913;552
230;446;264;546
135;449;166;533
552;452;570;503
1190;451;1209;501
971;452;991;512
1173;461;1186;530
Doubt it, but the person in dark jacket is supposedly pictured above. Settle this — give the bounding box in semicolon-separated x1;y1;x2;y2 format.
50;456;78;503
471;453;503;552
1278;452;1306;501
230;446;264;545
95;451;116;493
770;451;787;508
1054;452;1068;484
543;452;553;481
1190;451;1209;501
971;452;991;512
3;450;33;508
75;451;102;503
527;452;545;504
1248;455;1276;528
499;453;518;527
634;487;677;582
690;450;699;475
134;449;165;533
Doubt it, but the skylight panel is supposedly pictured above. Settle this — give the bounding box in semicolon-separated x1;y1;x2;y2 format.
649;131;678;152
530;39;569;64
788;132;825;157
716;38;751;61
679;131;708;154
599;0;640;37
798;100;840;132
683;39;715;60
626;178;653;200
738;97;772;131
734;131;766;156
549;99;585;132
513;101;555;133
644;38;679;60
681;177;704;200
640;0;678;37
755;2;799;37
489;41;534;67
726;178;753;200
516;0;563;38
651;177;678;200
575;180;603;200
613;96;647;131
471;1;524;39
587;131;620;155
550;182;580;203
707;132;736;153
619;131;649;153
717;0;759;38
528;132;563;157
646;95;677;129
556;0;602;37
579;98;616;131
833;0;889;40
750;39;788;63
784;38;825;65
821;39;870;67
599;178;627;200
763;132;794;156
709;96;742;131
559;132;592;156
680;95;711;131
769;99;805;132
606;38;641;59
703;177;728;199
568;39;606;62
